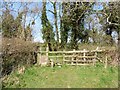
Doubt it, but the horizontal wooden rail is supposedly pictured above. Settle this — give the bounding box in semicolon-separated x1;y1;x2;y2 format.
48;55;96;58
38;50;105;54
64;56;96;58
37;46;107;66
49;56;63;58
66;64;90;66
64;60;94;62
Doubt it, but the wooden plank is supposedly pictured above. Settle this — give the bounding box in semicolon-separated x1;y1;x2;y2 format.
49;51;64;53
77;56;96;58
64;60;94;62
83;49;86;61
48;56;63;58
39;47;42;65
77;60;94;63
104;56;108;68
38;51;47;53
63;60;71;62
93;50;97;66
72;49;75;65
38;51;62;53
64;50;90;53
66;64;90;66
63;50;65;64
64;55;96;58
91;50;105;53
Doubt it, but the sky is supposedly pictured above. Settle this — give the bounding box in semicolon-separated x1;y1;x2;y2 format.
8;1;61;43
1;1;118;43
32;2;104;43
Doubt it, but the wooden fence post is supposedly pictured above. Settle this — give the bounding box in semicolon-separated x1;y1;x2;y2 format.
93;47;98;66
63;50;65;64
39;47;42;65
83;49;86;61
46;44;49;62
104;55;108;68
72;49;75;65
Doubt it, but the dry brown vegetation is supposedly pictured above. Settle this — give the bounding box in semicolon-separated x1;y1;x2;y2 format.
2;37;38;76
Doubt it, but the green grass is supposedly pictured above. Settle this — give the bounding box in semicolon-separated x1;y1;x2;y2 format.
3;64;118;88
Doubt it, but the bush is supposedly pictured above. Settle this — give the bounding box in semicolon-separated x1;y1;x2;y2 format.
2;37;38;76
106;50;118;66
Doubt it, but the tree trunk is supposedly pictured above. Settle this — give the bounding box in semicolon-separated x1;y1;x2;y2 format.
53;2;59;44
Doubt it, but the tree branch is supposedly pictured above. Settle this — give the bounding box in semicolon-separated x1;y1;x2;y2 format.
107;13;120;26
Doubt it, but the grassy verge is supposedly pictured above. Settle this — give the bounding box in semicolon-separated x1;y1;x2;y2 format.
3;64;118;88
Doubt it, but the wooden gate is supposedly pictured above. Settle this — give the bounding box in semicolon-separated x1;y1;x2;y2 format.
37;47;105;66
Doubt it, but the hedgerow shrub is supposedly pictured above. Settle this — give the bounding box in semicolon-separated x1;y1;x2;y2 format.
2;37;38;76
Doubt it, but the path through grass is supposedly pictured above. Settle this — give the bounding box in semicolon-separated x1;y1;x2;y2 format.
4;64;118;88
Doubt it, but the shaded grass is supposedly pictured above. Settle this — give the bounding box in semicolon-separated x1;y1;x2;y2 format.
3;64;118;88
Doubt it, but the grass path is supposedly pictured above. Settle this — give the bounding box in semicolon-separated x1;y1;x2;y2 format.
4;65;118;88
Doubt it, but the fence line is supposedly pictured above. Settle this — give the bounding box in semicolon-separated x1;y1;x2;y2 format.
38;50;104;53
37;46;107;66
